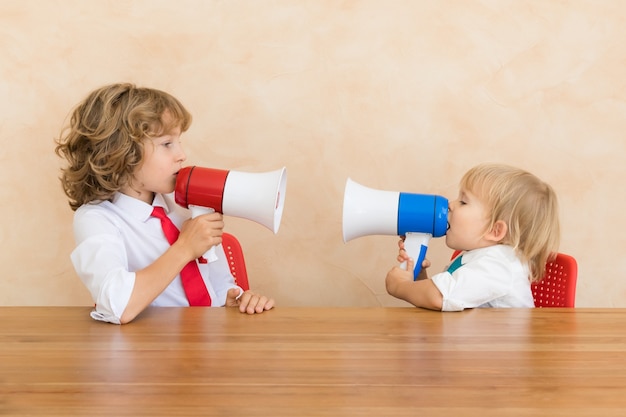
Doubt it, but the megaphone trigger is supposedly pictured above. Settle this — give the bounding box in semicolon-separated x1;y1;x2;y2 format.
188;204;219;263
401;232;432;280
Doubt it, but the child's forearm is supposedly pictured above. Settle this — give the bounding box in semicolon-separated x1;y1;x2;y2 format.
390;279;443;311
120;245;193;323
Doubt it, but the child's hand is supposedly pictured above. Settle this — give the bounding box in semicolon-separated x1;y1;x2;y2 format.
396;238;431;273
226;288;275;314
385;257;443;310
387;238;443;310
177;212;224;260
386;257;415;297
397;238;409;263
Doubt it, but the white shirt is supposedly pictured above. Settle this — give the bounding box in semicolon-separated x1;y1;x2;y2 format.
431;245;535;311
71;192;239;324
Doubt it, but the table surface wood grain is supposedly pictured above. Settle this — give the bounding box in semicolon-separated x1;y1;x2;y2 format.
2;306;626;416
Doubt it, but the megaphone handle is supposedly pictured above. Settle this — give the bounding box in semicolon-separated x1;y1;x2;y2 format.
399;232;432;280
188;205;219;263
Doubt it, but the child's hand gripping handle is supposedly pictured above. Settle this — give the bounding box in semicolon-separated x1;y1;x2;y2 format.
399;232;432;280
188;205;219;263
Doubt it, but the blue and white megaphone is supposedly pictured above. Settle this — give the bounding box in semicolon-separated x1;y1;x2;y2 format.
342;178;448;279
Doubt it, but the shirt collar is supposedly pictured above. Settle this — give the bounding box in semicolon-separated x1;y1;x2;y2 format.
111;192;175;222
463;244;515;262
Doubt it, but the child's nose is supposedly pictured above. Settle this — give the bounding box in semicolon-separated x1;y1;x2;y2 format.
178;147;187;162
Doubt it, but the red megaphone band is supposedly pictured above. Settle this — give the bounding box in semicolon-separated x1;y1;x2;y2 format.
174;166;229;213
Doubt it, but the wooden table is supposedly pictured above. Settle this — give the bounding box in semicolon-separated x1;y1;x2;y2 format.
1;307;626;416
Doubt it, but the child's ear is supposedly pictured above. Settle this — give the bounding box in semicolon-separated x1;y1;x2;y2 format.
486;220;508;243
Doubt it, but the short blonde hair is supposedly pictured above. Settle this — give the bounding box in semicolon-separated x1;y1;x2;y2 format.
460;163;560;282
55;83;192;210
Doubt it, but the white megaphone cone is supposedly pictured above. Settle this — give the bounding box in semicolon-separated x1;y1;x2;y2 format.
175;166;287;261
342;178;399;242
222;169;287;234
342;178;448;279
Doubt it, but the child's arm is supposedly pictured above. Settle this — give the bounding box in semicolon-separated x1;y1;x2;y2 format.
120;212;224;323
386;259;443;310
386;244;443;310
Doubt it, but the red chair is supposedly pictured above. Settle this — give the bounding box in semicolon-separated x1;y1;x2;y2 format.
450;250;578;307
221;232;250;291
532;253;577;308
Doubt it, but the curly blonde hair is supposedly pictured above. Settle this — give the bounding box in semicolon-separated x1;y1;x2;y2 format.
55;83;192;210
460;163;560;282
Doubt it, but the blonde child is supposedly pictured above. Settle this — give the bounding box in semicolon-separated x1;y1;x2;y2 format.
55;83;274;324
386;163;560;311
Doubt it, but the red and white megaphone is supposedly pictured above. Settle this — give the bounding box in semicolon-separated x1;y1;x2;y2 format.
175;165;287;261
342;178;448;279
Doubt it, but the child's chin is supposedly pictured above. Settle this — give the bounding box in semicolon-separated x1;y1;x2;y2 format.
165;183;176;193
445;237;458;249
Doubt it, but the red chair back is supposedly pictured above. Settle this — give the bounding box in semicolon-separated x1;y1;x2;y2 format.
532;253;578;308
222;232;250;291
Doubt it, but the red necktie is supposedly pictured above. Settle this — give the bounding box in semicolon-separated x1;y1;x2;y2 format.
151;206;212;306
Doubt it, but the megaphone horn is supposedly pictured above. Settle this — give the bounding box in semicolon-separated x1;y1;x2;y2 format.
342;178;399;242
175;166;287;234
342;177;448;279
222;168;287;234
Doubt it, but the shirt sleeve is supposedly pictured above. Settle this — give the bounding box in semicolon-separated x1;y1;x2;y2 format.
430;257;513;311
71;209;135;324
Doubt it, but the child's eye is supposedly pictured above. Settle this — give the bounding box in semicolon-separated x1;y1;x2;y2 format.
459;200;467;205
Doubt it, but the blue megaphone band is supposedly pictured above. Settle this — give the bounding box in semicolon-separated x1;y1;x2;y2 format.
414;244;428;280
397;193;448;237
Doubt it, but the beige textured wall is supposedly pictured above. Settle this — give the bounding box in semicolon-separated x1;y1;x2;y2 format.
1;0;624;308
